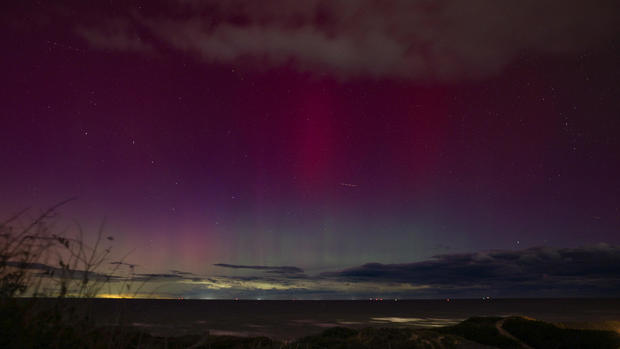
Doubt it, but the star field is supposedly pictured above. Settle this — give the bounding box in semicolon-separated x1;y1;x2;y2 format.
1;1;620;298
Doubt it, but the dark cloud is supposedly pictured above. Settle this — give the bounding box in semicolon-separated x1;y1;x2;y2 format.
5;261;120;282
5;262;195;284
110;261;137;268
67;0;620;80
127;270;199;281
10;246;620;298
5;261;54;272
321;244;620;297
214;263;304;274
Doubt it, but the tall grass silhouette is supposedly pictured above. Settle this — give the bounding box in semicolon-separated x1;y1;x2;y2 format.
0;200;144;348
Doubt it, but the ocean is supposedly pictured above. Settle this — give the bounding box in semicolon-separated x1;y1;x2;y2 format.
51;298;620;340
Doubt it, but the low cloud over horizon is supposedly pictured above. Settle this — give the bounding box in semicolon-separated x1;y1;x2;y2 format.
214;263;305;275
320;244;620;298
13;244;620;299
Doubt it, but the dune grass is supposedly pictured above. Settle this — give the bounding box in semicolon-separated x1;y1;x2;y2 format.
437;316;521;349
503;317;620;349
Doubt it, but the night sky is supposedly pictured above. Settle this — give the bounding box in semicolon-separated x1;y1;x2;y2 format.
2;1;620;299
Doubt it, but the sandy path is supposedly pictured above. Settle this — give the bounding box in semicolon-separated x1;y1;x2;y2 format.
496;318;534;349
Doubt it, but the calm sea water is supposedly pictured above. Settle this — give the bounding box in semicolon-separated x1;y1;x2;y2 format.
53;298;620;340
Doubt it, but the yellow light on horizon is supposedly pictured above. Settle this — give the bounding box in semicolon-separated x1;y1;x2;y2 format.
96;293;174;299
97;293;136;299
